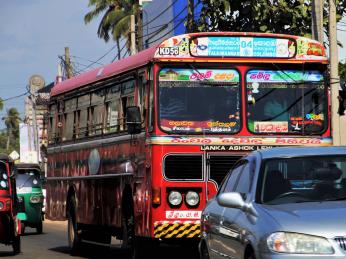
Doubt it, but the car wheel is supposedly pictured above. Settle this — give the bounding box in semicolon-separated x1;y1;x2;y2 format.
199;242;210;259
36;220;43;234
67;197;81;255
246;250;256;259
12;235;21;255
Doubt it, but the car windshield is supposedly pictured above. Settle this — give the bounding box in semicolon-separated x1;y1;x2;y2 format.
246;70;327;134
16;169;42;188
158;68;241;133
0;162;9;190
259;155;346;205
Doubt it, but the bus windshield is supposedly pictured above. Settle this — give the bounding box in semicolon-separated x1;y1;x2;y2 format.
246;70;327;134
158;68;241;134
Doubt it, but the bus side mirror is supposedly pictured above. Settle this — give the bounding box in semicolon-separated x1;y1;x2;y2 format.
126;106;142;134
338;89;346;116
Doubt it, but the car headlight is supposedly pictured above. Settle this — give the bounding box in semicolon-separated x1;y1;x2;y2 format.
185;191;199;206
267;232;334;254
30;196;42;204
168;191;182;206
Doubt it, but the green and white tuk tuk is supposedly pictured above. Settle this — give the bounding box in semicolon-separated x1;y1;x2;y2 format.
15;163;44;234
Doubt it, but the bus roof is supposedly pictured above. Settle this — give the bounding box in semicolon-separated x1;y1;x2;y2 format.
51;32;327;97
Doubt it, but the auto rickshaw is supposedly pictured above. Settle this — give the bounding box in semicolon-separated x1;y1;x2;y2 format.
0;154;21;254
15;163;44;234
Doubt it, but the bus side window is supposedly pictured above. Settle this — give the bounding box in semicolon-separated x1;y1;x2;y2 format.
121;80;135;131
105;84;121;133
63;98;77;141
77;94;91;138
90;90;105;136
148;68;154;132
138;73;147;126
48;104;57;144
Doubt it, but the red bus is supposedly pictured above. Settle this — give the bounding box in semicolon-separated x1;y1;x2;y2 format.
46;32;331;256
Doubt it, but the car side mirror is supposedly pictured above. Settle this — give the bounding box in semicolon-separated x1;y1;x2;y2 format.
126;106;142;134
217;192;245;209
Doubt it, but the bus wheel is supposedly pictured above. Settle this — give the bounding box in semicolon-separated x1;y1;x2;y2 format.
67;197;81;255
20;222;25;235
122;216;134;248
12;235;21;255
36;220;43;234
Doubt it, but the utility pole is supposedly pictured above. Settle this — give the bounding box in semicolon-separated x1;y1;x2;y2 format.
130;15;137;55
137;9;144;51
187;0;195;33
312;0;324;43
64;47;73;79
329;0;341;145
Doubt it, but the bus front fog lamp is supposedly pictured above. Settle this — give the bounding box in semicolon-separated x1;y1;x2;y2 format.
168;191;182;206
267;232;334;254
185;191;199;206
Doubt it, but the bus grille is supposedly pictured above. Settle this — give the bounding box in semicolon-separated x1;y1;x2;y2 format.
164;155;203;180
209;155;241;187
335;237;346;250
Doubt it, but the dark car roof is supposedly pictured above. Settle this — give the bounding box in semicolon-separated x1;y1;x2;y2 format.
254;146;346;159
16;163;41;170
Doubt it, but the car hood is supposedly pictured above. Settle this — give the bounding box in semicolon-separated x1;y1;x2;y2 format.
259;201;346;237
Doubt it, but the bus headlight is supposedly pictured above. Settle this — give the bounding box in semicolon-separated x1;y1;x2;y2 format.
30;196;42;204
168;191;182;206
185;191;199;206
0;201;4;210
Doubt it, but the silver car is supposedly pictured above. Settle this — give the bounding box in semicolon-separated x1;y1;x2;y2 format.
199;146;346;259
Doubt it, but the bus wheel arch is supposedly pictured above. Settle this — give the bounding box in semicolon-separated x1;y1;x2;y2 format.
244;245;256;259
66;185;77;218
66;186;81;254
121;184;134;248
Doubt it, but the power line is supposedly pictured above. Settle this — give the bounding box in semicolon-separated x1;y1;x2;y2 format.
142;0;180;27
77;44;118;72
70;55;104;66
111;39;130;62
146;5;188;45
1;91;29;102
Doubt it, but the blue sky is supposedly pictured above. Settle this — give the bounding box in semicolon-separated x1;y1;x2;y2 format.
0;0;114;129
0;1;345;130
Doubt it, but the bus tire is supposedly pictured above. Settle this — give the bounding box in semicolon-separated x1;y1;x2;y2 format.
12;235;21;255
36;220;43;234
67;197;81;255
20;222;25;235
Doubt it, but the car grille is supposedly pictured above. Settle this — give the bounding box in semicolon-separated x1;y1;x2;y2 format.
335;237;346;250
209;155;241;187
164;155;203;180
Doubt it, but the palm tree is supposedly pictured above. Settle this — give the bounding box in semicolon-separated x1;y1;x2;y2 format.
84;0;139;60
3;108;21;151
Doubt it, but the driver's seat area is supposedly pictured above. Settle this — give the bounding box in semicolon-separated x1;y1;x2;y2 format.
263;170;291;202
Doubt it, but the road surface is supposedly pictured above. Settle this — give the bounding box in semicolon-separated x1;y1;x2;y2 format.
0;220;199;259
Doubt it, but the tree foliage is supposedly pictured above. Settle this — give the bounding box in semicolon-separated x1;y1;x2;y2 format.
84;0;139;60
197;0;346;37
339;62;346;80
2;108;21;151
